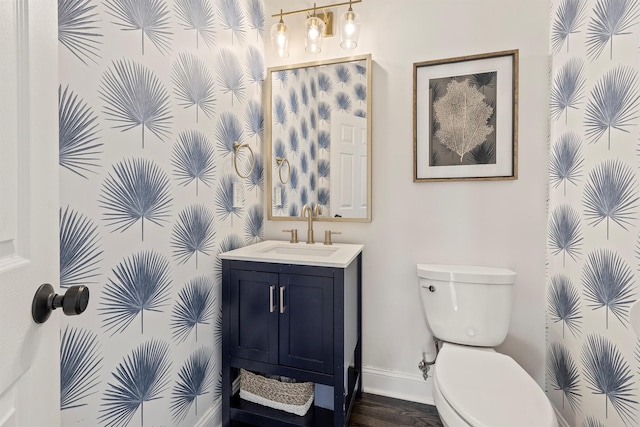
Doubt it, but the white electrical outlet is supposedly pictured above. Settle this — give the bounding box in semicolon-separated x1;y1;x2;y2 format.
232;182;242;208
274;186;282;207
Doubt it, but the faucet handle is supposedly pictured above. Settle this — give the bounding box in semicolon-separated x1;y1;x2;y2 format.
282;229;298;243
324;230;341;245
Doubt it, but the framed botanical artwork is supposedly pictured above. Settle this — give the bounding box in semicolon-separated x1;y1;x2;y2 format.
413;50;518;182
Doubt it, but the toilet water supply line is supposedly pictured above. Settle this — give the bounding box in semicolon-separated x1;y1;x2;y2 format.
418;339;441;380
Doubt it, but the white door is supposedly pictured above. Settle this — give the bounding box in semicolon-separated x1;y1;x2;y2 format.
0;2;60;427
330;112;368;218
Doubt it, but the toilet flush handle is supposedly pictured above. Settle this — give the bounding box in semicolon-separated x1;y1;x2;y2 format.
428;285;436;292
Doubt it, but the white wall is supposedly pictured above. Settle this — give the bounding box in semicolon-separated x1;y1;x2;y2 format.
264;0;550;400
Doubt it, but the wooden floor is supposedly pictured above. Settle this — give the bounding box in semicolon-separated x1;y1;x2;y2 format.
348;393;444;427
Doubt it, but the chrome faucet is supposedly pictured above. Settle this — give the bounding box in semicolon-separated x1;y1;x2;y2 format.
301;204;322;244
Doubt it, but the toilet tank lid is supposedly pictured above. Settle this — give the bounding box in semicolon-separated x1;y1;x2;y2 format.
417;264;517;285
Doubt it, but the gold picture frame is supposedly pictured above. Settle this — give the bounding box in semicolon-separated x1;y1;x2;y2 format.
413;50;518;182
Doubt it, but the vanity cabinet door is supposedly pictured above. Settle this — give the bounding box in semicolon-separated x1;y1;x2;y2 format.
279;274;334;374
229;269;280;364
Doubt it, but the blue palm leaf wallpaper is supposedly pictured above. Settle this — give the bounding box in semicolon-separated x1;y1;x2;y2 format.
170;276;215;343
548;341;582;411
174;0;215;49
551;58;586;123
552;0;588;53
583;66;639;148
171;204;216;267
61;326;103;410
100;158;172;240
100;59;172;147
58;0;103;64
60;206;103;288
59;85;102;178
99;339;172;426
170;347;214;422
104;0;172;55
582;159;637;239
60;0;263;425
100;250;172;334
549;3;640;424
586;0;640;59
171;130;216;195
172;52;216;122
581;334;637;424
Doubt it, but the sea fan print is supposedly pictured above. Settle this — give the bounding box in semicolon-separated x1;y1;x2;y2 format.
583;159;637;239
171;204;215;268
586;0;640;60
318;130;330;151
60;206;103;288
59;85;102;178
582;248;635;328
581;334;637;425
100;158;172;240
548;342;581;411
60;326;102;410
335;64;352;87
289;88;300;116
551;0;588;53
171;130;215;195
170;276;215;343
549;132;584;195
170;348;214;422
551;58;586;124
318;72;333;95
175;0;215;48
335;92;352;112
218;0;246;45
584;66;639;148
548;275;582;337
104;0;172;55
318;102;331;121
274;95;288;128
99;339;171;427
172;53;215;122
247;153;264;195
100;59;172;148
548;204;583;266
58;0;103;64
354;83;367;104
288;127;300;156
100;250;172;334
216;48;245;106
317;187;330;207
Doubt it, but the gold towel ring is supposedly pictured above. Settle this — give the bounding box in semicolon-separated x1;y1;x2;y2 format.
233;141;255;179
275;157;290;184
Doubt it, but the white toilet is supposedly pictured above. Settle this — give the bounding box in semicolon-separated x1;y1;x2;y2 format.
417;264;558;427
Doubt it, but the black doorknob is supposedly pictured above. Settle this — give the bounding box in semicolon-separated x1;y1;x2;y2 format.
32;283;90;324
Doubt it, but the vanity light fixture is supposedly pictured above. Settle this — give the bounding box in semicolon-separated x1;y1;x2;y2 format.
270;9;290;58
339;0;360;49
305;5;326;54
270;0;362;56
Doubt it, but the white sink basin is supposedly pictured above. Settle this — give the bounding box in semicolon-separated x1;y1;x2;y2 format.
219;240;363;268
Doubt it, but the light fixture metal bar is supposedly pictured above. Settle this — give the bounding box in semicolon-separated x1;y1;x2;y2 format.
271;0;362;18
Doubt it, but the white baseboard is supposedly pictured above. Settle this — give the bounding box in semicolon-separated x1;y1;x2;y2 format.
362;365;435;406
195;398;221;427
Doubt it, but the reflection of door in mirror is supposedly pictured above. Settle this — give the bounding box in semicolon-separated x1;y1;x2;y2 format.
330;112;367;218
268;56;371;222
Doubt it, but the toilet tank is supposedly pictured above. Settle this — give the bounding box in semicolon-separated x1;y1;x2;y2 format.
417;264;516;347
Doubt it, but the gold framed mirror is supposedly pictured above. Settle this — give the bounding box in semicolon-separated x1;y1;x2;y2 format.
266;54;372;222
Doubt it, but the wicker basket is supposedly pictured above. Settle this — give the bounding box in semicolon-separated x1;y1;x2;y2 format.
239;369;314;416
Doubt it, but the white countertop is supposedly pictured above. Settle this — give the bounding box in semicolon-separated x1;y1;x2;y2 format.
219;240;363;268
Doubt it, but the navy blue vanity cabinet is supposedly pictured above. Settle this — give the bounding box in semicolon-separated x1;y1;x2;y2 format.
221;254;362;427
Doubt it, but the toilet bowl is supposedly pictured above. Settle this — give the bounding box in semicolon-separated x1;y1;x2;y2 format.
417;264;558;427
432;343;557;427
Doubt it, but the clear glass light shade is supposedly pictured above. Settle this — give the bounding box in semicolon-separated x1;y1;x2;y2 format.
270;20;289;58
305;16;325;54
340;9;360;49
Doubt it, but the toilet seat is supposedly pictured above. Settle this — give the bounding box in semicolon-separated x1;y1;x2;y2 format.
434;343;557;427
